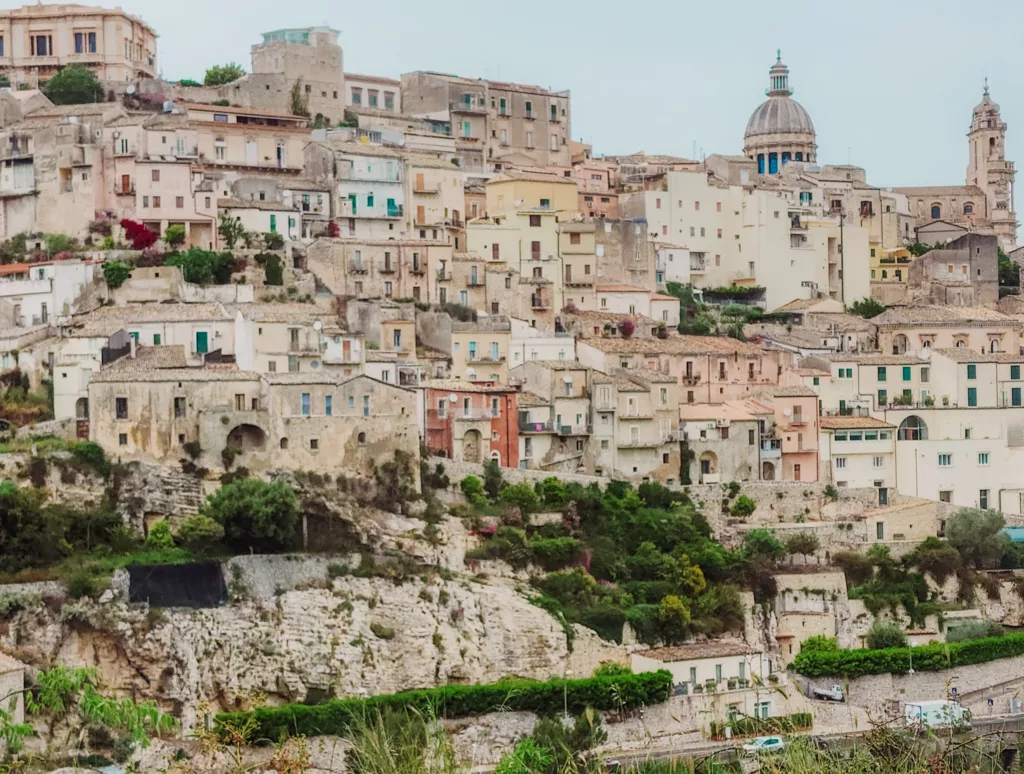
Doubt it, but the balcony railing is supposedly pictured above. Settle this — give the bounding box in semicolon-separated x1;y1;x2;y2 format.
450;99;487;115
565;277;595;286
531;297;552;309
453;409;498;421
386;205;404;218
349;262;368;274
467;354;505;364
115;184;135;196
436;269;451;281
520;420;554;433
761;439;782;458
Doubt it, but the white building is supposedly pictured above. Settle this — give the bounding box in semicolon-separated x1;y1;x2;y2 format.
508;317;575;367
819;416;896;493
333;144;407;240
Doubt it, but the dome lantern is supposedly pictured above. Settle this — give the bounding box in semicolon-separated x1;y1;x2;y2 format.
744;51;817;174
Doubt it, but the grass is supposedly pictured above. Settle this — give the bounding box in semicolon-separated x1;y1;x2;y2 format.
0;547;196;588
0;436;80;454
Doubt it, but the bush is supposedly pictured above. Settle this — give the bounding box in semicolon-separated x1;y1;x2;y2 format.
801;635;839;653
538;477;566;508
165;248;234;286
946;621;1004;643
730;495;756;518
71;441;110;478
205;478;298;553
460;475;487;506
175;514;224;554
215;670;672;740
262;253;284;286
483;459;504;500
866;619;908;650
499;482;540;514
263;232;284;250
45;63;103;104
793;630;1024;678
145;521;175;550
102;261;132;290
119;219;157;250
529;537;581;571
710;712;812;740
163;224;187;249
65;566;104;599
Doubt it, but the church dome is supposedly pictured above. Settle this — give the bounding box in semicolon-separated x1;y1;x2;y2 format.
743;51;817;173
745;96;815;138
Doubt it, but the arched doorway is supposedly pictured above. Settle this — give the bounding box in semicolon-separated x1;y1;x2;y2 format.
75;397;89;419
462;429;482;463
228;424;267;451
892;334;909;355
698;451;718;484
897;416;928;441
762;461;776;481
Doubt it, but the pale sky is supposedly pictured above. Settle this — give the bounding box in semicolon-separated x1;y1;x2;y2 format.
124;0;1021;188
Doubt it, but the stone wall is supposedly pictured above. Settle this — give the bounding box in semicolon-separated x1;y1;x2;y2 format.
436;459;609;489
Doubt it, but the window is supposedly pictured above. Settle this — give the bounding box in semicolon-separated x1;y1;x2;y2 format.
1013;387;1022;407
876;522;885;540
280;438;289;449
980;489;990;510
325;396;333;416
351;87;362;105
529;214;541;227
835;457;847;469
142;196;149;208
921;367;930;383
153;334;161;345
310;439;319;450
938;454;953;467
176;196;184;208
967;364;977;380
363;395;370;417
902;366;911;381
153;196;161;208
873;456;884;468
878;389;887;406
115;397;128;418
1013;365;1022;381
152;169;160;182
301;393;310;416
968;387;977;407
749;429;755;445
930;204;941;219
174;397;186;418
877;367;886;382
979;452;990;466
119;433;127;447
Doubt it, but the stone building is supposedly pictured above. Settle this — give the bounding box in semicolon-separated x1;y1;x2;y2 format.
679;402;762;484
306;238;452;303
511;360;595;474
400;71;571;172
906;233;999;307
894;83;1018;250
423;379;519;467
345;72;401;113
0;3;157;88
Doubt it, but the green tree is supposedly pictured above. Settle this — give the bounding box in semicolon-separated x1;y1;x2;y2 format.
906;241;933;257
657;594;692;644
999;247;1020;289
483;458;504;500
847;297;886;319
742;528;786;564
785;532;820;563
263;231;285;250
833;549;875;586
145;520;175;550
204;62;245;86
731;494;757;517
45;233;74;255
163;223;186;249
373;450;419;515
538;476;566;508
205;478;298;553
801;635;839;653
218;213;246;249
44;64;103;105
175;513;224;554
102;261;132;289
946;507;1010;570
0;484;61;573
907;536;962;583
665;281;716;335
290;78;310;117
500;482;540;514
460;475;488;506
866;619;908;650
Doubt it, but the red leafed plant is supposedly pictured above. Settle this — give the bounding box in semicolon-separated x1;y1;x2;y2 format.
620;319;636;339
119;219;158;250
327;220;341;238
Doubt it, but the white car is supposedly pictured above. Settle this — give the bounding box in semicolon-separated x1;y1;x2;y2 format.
742;736;786;754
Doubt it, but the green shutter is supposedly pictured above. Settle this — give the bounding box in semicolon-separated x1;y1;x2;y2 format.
967;364;976;380
968;387;977;407
153;334;161;345
1013;387;1021;407
195;331;208;354
269;214;276;233
902;366;911;381
1013;365;1021;380
878;367;886;382
878;389;887;406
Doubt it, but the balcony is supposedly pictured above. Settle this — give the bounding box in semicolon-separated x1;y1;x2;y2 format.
531;296;552;310
790;217;807;231
411;264;426;275
436;269;451;281
467;354;505;364
565;276;595;286
621;411;654;420
761;439;782;459
618;438;665;449
379;265;396;275
558;424;590;436
398;368;421;387
337;167;402;184
690;259;707;273
450;99;487;115
413;184;441;195
453;409;497;421
115;183;135;196
681;373;701;385
349;262;368;274
385;205;404;219
520;420;554;433
788;415;807;426
467;278;485;287
699;473;721;485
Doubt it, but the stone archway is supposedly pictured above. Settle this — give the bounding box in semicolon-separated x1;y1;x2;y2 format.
75;397;89;419
462;429;482;463
892;334;909;355
698;451;718;484
228;424;267;451
762;461;776;481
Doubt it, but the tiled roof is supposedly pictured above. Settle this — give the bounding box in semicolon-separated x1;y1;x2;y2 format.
92;365;258;384
626;367;677;385
229;303;327;324
651;293;679;302
517;391;550;407
820;416;895;430
788;368;830;377
327;140;404;158
770;386;818;397
932;348;1024;363
489;171;576;186
581;335;767;357
595;284;648;293
344;72;401;86
422;379;515;394
890;185;985;196
639;641;760;662
563;310;657;325
184;102;303;120
73;303;231;324
872;305;1016;326
131;345;188;369
515;360;588;371
774;298;820;312
679;404;757;422
218;197;295;212
823;353;928;365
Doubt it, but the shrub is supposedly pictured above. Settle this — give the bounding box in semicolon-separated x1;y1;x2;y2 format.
801;635;839;654
262;253;284;286
537;477;566;508
145;521;175;550
263;232;285;251
205;478;298;553
529;537;581;571
71;441;110;478
483;459;503;500
730;495;756;518
946;621;1004;643
370;622;395;640
460;475;487;506
65;567;105;599
175;514;224;554
45;64;103;104
215;670;673;740
165;248;234;286
163;224;186;249
102;261;132;290
710;712;812;740
499;482;540;514
182;441;202;460
119;219;157;250
793;631;1024;678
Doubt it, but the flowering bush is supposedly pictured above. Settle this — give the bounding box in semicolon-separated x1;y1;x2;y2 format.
119;219;157;250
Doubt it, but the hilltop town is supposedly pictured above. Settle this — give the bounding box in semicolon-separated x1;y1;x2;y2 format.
0;3;1020;773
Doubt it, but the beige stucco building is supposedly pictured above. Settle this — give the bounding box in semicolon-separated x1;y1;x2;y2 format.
0;3;157;88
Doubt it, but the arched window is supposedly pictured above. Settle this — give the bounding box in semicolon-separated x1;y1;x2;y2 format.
956;340;966;349
357;432;366;445
930;204;941;220
280;438;289;449
898;416;928;441
795;152;803;162
768;153;779;175
964;202;975;215
781;151;791;166
757;154;765;175
991;340;1000;353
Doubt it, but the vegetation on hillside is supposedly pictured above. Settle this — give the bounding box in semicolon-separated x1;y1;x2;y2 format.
45;64;104;105
847;297;886;319
204;62;245;86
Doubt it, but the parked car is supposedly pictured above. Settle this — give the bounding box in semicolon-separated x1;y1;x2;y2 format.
742;736;786;754
904;700;971;730
812;684;845;702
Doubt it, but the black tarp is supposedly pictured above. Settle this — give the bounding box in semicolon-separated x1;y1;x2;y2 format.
128;561;227;608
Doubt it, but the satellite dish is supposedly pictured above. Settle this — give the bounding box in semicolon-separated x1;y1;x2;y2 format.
313;320;323;331
919;348;932;361
783;408;792;417
126;84;136;95
448;394;458;403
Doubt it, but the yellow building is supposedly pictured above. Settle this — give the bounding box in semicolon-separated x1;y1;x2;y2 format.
450;317;512;384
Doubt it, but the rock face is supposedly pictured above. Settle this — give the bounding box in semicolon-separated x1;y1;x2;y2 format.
0;513;625;732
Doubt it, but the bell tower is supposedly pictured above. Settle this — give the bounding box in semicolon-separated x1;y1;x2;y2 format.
967;79;1018;248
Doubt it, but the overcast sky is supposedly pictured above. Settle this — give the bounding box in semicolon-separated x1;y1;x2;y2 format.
127;0;1021;188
